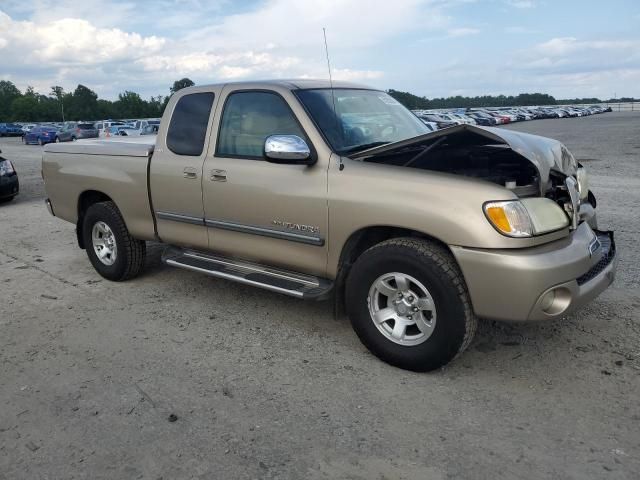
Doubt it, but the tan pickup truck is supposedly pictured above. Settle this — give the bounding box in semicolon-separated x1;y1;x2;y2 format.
42;80;616;371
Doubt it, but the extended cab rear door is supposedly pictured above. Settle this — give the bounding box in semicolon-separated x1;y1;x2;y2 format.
150;86;221;250
200;84;331;276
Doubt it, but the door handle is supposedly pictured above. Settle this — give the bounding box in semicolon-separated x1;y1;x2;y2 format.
210;169;227;182
183;167;198;179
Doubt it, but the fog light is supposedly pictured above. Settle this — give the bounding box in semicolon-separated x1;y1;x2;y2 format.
540;290;555;312
538;287;572;316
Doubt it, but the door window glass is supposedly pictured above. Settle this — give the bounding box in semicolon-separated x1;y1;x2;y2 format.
217;91;305;158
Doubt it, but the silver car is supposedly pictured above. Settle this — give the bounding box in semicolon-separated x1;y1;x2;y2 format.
56;122;99;142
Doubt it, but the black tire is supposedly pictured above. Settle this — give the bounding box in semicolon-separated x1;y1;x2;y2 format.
82;201;146;281
0;196;14;204
345;237;477;372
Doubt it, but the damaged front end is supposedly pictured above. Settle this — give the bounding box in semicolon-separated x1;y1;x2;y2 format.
350;124;596;230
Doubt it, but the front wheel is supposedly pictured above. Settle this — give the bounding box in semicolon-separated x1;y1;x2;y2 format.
82;201;146;281
345;238;477;372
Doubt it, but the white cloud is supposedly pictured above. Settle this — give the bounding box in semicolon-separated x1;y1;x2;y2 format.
0;1;449;97
0;12;165;66
331;68;384;81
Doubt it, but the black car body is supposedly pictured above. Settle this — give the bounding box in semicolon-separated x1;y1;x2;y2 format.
0;151;19;201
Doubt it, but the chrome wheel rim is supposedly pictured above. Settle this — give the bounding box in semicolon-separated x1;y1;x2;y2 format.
92;221;117;266
367;272;437;346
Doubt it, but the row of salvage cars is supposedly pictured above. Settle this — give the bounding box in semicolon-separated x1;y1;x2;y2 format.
413;104;612;131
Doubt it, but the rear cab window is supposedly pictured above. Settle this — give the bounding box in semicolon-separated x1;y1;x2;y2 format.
167;92;215;156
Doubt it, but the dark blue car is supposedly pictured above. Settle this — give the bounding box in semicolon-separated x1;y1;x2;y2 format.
23;126;59;145
0;123;24;136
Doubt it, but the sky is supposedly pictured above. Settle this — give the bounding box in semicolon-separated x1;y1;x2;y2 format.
1;0;639;100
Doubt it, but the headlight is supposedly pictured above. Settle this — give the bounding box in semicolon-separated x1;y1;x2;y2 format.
0;160;15;176
484;198;569;237
576;166;588;201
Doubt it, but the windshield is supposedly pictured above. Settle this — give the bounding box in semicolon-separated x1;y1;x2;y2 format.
296;89;428;154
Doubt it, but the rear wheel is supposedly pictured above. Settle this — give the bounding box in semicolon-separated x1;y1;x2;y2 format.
82;201;146;281
345;237;477;372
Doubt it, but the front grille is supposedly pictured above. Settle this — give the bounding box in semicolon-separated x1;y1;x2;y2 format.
576;232;615;286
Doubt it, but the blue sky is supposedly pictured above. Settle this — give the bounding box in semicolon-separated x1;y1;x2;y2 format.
1;0;639;100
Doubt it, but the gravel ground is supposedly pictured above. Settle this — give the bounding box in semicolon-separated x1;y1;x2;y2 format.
1;113;639;479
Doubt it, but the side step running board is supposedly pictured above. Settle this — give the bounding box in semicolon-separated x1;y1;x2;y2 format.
161;247;333;300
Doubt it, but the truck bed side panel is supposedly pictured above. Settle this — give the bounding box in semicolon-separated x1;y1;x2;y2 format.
42;151;156;241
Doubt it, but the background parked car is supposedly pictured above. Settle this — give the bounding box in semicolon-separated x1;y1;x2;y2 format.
0;150;19;202
21;124;36;134
132;119;161;130
57;122;99;142
95;121;126;136
22;125;59;145
0;123;24;136
467;112;497;126
414;113;458;129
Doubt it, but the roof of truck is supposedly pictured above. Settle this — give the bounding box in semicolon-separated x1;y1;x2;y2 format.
188;79;374;90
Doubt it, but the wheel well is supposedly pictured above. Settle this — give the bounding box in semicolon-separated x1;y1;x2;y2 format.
339;226;448;269
333;226;451;315
76;190;112;249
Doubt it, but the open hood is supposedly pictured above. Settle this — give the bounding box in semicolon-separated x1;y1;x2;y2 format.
350;124;578;192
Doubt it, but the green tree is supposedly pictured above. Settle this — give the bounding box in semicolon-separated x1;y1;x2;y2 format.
0;80;22;122
50;86;66;121
170;78;195;94
67;84;99;120
387;89;430;109
114;91;146;118
11;95;39;121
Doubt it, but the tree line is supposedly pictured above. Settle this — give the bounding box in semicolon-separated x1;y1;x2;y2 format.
0;78;195;123
0;78;635;123
386;89;636;110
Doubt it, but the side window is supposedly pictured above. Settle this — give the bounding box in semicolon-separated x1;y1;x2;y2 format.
167;92;215;156
217;91;305;158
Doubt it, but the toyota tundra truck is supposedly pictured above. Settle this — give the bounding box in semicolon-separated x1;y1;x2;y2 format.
41;80;616;371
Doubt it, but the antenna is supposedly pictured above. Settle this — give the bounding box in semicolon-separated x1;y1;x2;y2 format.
323;27;344;171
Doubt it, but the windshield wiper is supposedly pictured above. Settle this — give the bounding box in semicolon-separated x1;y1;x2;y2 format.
341;141;390;155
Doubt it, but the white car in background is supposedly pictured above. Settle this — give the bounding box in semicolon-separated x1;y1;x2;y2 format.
95;121;126;137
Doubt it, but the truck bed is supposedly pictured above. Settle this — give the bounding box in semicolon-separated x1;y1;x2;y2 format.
42;139;157;241
44;137;155;157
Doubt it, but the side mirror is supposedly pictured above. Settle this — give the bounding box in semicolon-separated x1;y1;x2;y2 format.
264;135;314;165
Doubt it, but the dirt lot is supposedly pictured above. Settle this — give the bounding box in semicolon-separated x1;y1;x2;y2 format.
1;113;639;479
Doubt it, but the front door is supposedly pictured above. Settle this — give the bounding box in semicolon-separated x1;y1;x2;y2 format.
201;87;329;276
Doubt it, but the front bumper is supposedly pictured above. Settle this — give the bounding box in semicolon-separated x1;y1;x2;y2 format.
0;174;19;199
451;223;616;322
